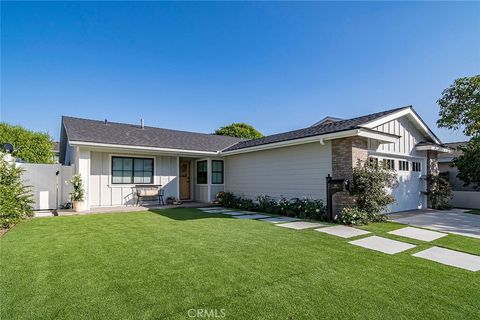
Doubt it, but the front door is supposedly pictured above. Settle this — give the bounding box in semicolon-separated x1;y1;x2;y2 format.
179;161;191;200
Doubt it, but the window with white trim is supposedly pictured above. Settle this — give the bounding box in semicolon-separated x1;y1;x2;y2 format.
211;160;224;184
197;160;208;184
112;156;153;184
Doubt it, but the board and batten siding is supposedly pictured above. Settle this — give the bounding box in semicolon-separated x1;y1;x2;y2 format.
224;141;332;200
89;151;178;207
369;116;424;156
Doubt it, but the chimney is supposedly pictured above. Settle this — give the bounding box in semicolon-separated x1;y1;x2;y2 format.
140;118;144;129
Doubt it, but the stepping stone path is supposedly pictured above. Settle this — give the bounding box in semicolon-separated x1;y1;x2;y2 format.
199;207;225;211
315;225;371;238
234;214;270;220
277;221;325;230
413;246;480;272
219;211;249;216
349;236;416;254
388;227;447;242
259;217;300;223
202;209;234;213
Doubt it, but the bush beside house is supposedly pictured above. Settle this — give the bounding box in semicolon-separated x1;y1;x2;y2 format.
338;160;396;225
217;192;327;220
0;157;34;230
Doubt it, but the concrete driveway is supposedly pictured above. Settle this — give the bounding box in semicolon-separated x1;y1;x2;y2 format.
389;209;480;239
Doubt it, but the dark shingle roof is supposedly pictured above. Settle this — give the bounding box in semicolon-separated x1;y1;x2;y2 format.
223;106;409;152
62;116;242;152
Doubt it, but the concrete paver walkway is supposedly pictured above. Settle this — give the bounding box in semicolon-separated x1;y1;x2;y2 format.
413;246;480;272
277;221;325;230
349;236;416;254
388;227;447;242
315;225;371;238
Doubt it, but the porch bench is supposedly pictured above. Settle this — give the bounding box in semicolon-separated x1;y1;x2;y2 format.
134;185;164;206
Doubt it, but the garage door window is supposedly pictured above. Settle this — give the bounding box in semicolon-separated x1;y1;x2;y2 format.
399;160;409;171
383;159;395;170
412;161;421;172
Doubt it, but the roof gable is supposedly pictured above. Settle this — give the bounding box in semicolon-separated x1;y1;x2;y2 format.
223;106;408;152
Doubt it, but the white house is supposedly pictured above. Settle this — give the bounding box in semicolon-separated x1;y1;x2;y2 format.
59;106;451;214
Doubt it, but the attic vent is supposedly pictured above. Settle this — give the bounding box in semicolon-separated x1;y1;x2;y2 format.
141;118;144;129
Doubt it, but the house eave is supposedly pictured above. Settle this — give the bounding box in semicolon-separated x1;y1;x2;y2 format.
68;141;220;157
415;145;453;153
220;128;399;156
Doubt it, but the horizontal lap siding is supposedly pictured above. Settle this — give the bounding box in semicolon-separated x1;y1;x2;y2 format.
225;142;331;201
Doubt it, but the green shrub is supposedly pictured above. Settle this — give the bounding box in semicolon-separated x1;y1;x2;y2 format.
0;158;34;228
338;207;369;226
256;195;276;213
428;175;453;209
350;160;397;215
219;192;326;220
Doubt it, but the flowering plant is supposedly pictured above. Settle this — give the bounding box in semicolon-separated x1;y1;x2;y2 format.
69;174;84;202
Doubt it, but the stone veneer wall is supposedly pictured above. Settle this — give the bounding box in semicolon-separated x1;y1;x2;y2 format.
331;137;369;217
426;150;439;208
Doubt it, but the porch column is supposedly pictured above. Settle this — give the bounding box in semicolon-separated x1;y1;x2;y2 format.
427;150;439;208
207;158;212;202
77;149;91;211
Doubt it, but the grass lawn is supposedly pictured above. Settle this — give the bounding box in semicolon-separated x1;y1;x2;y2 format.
1;209;479;319
466;209;480;215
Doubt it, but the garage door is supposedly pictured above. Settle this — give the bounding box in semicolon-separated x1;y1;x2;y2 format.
373;157;427;213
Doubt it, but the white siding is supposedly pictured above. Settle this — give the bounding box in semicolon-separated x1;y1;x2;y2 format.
89;151;178;208
369;116;424;156
224;141;332;200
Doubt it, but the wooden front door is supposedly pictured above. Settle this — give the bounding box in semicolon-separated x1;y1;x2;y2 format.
179;161;191;200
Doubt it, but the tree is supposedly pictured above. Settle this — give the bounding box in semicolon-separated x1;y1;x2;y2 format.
437;75;480;137
0;157;34;228
437;75;480;188
214;123;263;139
0;123;54;163
452;137;480;189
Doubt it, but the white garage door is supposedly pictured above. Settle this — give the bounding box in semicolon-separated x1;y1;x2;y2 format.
373;157;427;213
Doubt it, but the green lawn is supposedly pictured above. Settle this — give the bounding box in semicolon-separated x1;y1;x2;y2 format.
466;209;480;215
1;209;479;320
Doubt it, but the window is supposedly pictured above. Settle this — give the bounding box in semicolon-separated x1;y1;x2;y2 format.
211;160;224;184
197;160;208;184
369;157;379;167
412;161;422;172
399;160;409;171
383;159;395;170
112;157;153;184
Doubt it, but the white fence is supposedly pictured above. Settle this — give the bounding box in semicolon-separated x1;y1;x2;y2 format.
19;163;75;210
451;191;480;209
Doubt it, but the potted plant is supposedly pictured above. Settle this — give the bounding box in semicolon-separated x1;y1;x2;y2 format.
69;174;85;212
166;196;175;205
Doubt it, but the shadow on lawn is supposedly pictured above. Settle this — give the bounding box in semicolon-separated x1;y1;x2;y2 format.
148;208;233;221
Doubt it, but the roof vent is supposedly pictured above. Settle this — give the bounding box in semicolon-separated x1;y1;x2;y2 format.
141;118;144;129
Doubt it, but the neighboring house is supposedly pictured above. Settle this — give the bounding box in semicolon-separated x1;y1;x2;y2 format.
438;142;480;209
52;141;60;163
59;106;451;214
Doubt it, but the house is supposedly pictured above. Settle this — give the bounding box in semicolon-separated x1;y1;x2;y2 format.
438;142;480;209
59;106;451;214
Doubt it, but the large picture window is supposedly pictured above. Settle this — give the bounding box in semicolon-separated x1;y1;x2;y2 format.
212;160;224;184
197;160;208;184
112;156;153;184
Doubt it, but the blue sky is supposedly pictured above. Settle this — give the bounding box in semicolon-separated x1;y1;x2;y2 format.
1;2;479;142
